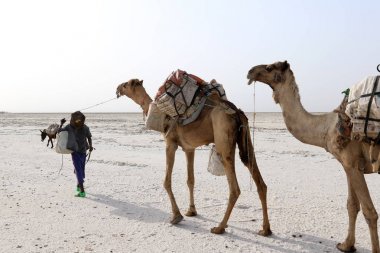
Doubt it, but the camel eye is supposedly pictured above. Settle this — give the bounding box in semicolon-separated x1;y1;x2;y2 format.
266;65;273;72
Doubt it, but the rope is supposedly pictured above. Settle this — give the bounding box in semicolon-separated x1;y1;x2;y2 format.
57;154;64;176
78;97;118;112
253;82;256;146
248;83;257;191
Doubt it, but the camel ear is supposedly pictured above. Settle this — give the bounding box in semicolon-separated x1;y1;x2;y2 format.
40;130;43;133
139;80;143;85
281;61;289;72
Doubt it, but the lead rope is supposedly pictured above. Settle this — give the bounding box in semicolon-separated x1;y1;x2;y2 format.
249;82;256;191
79;97;118;112
253;82;256;146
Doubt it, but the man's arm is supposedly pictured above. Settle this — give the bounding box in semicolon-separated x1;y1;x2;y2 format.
58;118;67;132
88;137;93;151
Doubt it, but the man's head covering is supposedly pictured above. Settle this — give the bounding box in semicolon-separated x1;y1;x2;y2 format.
70;111;85;128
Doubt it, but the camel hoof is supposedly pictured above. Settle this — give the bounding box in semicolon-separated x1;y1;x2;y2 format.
258;229;272;237
336;243;356;253
211;227;225;234
185;209;197;217
170;214;183;225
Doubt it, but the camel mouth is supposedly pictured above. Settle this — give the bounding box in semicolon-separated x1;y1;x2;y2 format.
248;77;274;91
247;68;263;85
247;79;254;85
116;84;123;98
247;73;258;85
247;71;274;90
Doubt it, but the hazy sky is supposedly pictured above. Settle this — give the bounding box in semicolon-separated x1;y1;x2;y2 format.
0;0;379;113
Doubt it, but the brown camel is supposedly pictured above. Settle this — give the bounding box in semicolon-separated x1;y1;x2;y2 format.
247;61;380;252
116;79;271;235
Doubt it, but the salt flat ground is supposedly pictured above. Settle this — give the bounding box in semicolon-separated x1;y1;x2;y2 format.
1;113;379;253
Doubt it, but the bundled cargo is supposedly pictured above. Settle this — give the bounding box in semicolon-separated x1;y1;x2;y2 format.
155;69;204;118
152;69;229;127
345;76;380;139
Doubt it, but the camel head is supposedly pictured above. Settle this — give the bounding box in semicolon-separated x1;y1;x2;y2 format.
116;79;153;115
247;61;294;103
116;79;145;99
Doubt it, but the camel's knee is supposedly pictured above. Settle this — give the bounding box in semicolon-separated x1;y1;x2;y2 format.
163;179;171;191
363;208;378;224
187;179;194;189
229;187;241;201
257;181;267;194
253;176;267;198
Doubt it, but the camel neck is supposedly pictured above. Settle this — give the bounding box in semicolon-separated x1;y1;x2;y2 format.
136;93;153;116
278;80;336;149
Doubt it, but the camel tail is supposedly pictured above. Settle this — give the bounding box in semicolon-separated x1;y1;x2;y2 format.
236;110;253;168
220;100;253;167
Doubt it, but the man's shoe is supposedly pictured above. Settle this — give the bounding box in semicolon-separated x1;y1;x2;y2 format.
75;192;86;198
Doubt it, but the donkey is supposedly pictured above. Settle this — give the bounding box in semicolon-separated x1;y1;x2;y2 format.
40;124;59;148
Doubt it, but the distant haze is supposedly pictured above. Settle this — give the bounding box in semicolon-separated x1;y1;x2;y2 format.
0;0;379;113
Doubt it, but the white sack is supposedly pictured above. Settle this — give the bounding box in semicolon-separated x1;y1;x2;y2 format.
207;145;225;176
55;131;73;154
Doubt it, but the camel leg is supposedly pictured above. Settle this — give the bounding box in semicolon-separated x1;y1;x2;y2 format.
211;153;240;234
184;149;197;217
163;142;183;224
338;166;379;253
337;175;360;253
248;154;272;236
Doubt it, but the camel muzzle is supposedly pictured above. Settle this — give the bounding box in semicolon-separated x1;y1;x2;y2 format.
116;85;123;98
247;65;267;85
247;72;257;85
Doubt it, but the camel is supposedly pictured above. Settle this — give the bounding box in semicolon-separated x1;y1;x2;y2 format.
116;78;271;235
247;61;380;252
